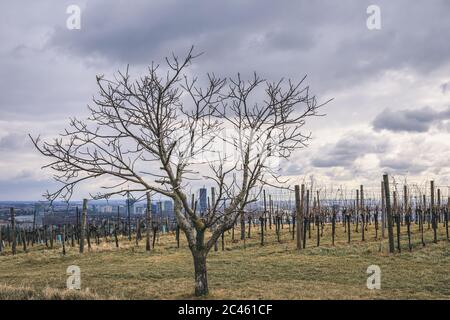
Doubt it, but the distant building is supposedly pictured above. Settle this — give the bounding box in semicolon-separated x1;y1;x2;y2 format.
135;206;144;215
199;187;207;215
151;203;158;215
162;200;173;216
126;198;136;215
100;205;113;214
141;200;174;217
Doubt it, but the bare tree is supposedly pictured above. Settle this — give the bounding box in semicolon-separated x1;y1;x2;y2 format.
31;47;328;296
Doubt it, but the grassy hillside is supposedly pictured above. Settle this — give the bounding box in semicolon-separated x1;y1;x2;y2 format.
0;223;449;299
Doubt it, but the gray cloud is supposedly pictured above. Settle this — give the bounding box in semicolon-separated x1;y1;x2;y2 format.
0;133;30;150
45;0;450;89
3;0;450;121
379;158;427;175
311;132;389;168
0;178;55;201
372;106;450;132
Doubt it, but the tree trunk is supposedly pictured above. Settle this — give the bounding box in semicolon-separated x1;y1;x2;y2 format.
193;251;208;296
240;210;245;240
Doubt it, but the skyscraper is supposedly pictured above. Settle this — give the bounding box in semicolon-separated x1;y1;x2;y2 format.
199;187;207;215
163;200;173;216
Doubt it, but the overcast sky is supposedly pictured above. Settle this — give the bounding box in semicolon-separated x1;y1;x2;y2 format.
1;0;450;200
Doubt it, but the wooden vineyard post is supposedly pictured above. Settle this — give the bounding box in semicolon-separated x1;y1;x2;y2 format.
417;205;424;246
11;208;16;255
269;195;273;230
431;180;437;243
406;207;412;251
393;191;401;252
374;206;379;240
259;192;265;246
446;197;449;241
355;189;359;233
294;185;300;249
211;187;218;252
152;223;158;248
294;185;304;251
62;225;66;255
116;205;120;238
75;206;80;244
289;215;293;239
135;218;141;246
444;195;450;241
422;194;427;246
263;190;268;231
404;185;412;251
331;206;336;246
302;189;308;249
221;231;225;251
22;229;27;253
383;174;395;253
291;201;295;241
240;210;245;241
87;223;92;251
44;226;48;247
346;209;351;244
306;189;311;242
360;185;365;241
318;191;324;237
114;223;119;248
316;196;320;247
80;199;88;253
127;192;132;242
381;181;386;239
259;214;264;246
50;225;54;249
276;215;281;243
0;226;3;253
146;192;152;252
32;209;37;246
437;189;441;224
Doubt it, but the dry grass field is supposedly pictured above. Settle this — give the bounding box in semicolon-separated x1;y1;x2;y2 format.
0;222;449;300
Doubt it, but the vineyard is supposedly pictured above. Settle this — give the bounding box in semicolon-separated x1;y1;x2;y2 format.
0;175;449;299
